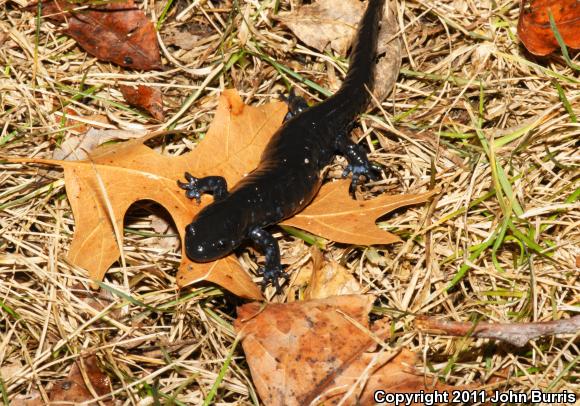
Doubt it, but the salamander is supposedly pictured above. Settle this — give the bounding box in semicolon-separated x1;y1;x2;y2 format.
179;0;385;291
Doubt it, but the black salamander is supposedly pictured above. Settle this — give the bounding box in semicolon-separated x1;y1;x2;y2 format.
179;0;385;291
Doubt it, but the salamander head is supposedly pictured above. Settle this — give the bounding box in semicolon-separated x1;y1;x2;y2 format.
184;210;242;262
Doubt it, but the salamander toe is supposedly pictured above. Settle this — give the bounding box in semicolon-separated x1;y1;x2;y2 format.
343;160;382;197
259;264;289;294
178;172;202;203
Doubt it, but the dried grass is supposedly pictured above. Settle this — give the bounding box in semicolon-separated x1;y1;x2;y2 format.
1;0;578;404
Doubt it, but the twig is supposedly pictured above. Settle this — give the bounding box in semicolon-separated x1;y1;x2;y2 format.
416;315;580;347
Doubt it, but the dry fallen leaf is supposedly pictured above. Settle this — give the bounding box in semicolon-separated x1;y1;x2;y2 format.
291;247;362;300
276;0;365;55
65;282;121;319
38;0;162;70
330;349;453;405
234;295;455;405
12;356;112;405
277;0;401;101
0;360;23;383
282;181;435;246
518;0;580;56
151;213;181;250
56;110;110;135
49;356;112;404
162;23;213;50
8;90;285;300
179;180;432;296
7;90;433;299
10;392;43;406
304;257;362;300
53;127;147;161
178;255;260;299
119;84;164;121
374;1;402;102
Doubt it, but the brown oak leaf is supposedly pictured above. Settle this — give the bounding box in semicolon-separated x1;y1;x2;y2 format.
276;0;365;55
6;90;433;299
119;84;164;120
38;0;162;70
11;356;112;406
518;0;580;56
282;181;434;246
234;295;456;405
53;127;146;161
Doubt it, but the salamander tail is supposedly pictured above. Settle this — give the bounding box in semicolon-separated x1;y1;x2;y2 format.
334;0;386;116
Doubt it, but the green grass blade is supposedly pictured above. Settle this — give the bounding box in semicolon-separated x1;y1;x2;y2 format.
496;163;523;216
251;51;331;96
0;299;21;320
279;225;327;248
491;216;510;273
552;80;577;123
95;281;172;314
446;233;497;291
0;376;9;406
548;10;580;71
496;51;579;84
156;0;174;29
202;336;240;406
546;354;579;391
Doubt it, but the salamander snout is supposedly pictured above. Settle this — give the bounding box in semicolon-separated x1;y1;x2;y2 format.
184;222;235;262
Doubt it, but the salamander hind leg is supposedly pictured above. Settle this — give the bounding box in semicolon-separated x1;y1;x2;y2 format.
177;173;228;203
338;138;382;197
249;227;289;293
280;88;309;122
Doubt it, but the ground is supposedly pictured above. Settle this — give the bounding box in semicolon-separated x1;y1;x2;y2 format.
0;0;578;404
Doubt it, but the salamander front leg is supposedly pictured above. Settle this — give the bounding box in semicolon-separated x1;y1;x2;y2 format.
338;138;381;197
177;172;228;203
280;88;309;121
249;227;289;293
